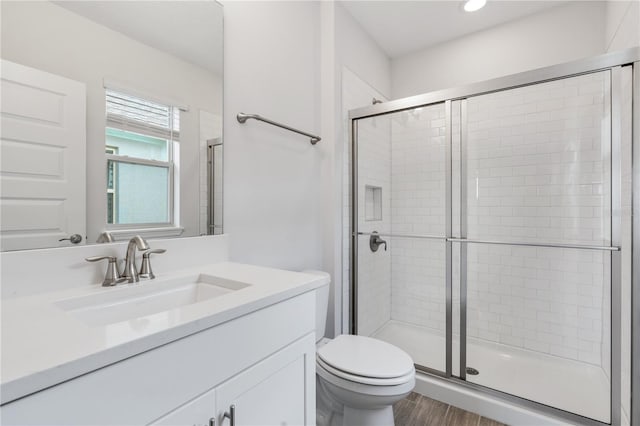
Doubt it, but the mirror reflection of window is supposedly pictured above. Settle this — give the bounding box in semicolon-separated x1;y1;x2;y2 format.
104;89;179;227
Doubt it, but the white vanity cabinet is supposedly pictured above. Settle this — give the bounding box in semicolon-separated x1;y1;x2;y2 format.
0;291;316;426
152;387;217;426
155;334;314;426
214;333;313;426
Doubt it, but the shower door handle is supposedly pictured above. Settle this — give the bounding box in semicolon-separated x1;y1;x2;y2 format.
369;232;387;252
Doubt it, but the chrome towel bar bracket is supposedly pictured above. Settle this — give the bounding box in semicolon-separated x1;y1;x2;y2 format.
237;112;321;145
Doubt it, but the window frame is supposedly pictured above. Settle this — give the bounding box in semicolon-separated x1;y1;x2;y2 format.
105;152;175;230
103;88;181;235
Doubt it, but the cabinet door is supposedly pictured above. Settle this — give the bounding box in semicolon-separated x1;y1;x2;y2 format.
215;333;316;426
150;386;216;426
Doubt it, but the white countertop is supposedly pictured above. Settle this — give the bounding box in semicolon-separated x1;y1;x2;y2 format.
1;262;328;404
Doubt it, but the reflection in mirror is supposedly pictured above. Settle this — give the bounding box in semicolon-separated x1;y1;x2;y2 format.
207;139;223;236
0;0;223;251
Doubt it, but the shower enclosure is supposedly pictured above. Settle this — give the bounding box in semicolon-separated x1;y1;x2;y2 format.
349;49;639;425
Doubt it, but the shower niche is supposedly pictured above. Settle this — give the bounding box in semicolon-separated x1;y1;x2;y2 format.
364;185;382;221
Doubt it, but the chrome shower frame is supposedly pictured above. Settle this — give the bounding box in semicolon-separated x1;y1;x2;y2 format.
348;47;640;426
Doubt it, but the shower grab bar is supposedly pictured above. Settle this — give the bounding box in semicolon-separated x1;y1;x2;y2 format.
447;238;620;251
357;232;620;251
237;112;321;145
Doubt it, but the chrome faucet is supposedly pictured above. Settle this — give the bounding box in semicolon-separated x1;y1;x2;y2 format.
122;236;150;283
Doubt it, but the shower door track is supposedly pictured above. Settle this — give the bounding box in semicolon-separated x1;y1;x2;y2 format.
419;371;609;426
349;47;640;426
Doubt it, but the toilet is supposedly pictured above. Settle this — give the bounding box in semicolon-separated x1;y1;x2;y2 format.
306;271;415;426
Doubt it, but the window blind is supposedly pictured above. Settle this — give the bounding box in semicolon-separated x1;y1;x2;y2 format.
106;89;180;141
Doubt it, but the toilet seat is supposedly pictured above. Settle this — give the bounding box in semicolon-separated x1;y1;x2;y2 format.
316;335;414;385
317;356;415;386
316;358;415;400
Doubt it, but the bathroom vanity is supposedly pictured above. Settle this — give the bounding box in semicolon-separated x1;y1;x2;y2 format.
0;236;328;425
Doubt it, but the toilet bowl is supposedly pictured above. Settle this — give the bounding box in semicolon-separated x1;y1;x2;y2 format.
303;270;415;426
316;335;415;426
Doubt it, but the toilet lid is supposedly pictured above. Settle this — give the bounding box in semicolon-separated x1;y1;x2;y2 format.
317;335;414;380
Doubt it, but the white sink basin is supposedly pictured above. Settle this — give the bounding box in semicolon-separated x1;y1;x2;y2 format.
55;274;250;326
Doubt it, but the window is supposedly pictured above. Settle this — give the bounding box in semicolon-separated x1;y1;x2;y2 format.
105;89;179;227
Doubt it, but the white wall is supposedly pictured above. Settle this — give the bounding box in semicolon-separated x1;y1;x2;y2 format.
1;1;222;243
605;0;640;52
221;1;392;337
335;3;391;100
391;2;607;99
222;1;326;272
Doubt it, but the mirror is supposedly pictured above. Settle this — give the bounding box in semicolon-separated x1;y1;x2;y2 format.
0;0;223;251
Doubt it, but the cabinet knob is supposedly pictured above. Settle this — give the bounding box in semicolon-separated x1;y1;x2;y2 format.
223;405;235;426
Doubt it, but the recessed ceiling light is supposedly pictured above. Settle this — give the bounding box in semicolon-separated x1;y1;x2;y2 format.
464;0;487;12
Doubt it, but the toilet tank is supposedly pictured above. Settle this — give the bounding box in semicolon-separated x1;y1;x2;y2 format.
302;270;330;342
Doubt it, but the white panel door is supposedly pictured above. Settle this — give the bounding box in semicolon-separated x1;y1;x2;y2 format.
0;60;86;250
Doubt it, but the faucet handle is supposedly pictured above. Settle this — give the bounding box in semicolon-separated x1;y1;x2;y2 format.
139;249;166;279
86;255;115;262
142;249;166;257
85;256;123;287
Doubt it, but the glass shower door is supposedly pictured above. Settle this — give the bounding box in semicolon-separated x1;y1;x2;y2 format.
355;102;449;374
460;71;613;423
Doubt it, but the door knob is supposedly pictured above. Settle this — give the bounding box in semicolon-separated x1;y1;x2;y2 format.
59;234;83;244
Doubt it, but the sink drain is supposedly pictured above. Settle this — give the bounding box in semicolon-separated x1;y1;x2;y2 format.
466;367;479;375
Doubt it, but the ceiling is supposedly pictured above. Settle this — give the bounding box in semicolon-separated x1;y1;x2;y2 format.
54;1;223;75
340;1;568;58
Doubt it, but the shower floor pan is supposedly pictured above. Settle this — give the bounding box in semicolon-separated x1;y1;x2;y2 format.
372;320;610;423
